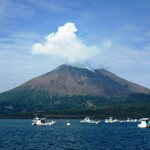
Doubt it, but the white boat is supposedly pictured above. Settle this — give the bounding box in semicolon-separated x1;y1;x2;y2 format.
138;118;150;128
80;117;100;124
126;118;138;122
32;117;56;126
105;117;118;123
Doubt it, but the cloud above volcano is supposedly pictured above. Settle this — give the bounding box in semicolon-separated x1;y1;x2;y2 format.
32;22;112;65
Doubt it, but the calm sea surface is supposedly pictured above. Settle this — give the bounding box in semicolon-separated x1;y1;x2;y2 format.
0;119;150;150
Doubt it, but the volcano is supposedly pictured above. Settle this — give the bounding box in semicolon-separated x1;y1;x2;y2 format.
0;64;150;118
17;64;150;96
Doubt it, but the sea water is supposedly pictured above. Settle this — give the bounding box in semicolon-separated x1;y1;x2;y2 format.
0;119;150;150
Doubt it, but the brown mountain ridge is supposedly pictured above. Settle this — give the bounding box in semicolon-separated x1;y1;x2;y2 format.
0;64;150;118
20;64;150;96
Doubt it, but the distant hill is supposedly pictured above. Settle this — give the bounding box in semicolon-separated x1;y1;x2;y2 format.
0;64;150;118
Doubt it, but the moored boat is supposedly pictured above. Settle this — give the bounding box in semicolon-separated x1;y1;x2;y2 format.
126;118;138;122
32;116;56;126
105;117;118;123
138;118;150;128
80;117;100;124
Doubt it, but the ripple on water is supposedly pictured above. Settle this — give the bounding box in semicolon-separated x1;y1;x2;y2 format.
0;120;150;150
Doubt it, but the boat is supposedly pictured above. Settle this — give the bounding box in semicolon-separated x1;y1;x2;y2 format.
80;117;100;124
105;117;118;123
138;118;150;128
32;116;56;126
126;118;138;122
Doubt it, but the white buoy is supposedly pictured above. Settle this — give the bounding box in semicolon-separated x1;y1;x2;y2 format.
66;120;71;126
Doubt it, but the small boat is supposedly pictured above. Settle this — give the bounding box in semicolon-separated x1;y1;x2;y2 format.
80;117;100;124
138;118;150;128
32;116;56;126
105;117;118;123
126;118;138;122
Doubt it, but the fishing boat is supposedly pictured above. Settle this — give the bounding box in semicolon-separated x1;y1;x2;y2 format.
105;117;118;123
138;118;150;128
80;117;100;124
126;118;138;122
32;116;56;126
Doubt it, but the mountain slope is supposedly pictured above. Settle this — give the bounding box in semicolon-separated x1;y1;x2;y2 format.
97;69;150;94
17;64;150;96
0;64;150;118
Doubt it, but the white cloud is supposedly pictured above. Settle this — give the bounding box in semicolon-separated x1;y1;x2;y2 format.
32;22;111;65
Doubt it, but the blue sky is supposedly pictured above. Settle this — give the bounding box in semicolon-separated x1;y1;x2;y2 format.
0;0;150;92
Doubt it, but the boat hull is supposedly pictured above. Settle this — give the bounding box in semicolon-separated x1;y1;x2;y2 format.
138;119;150;128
